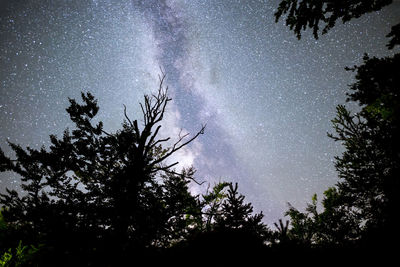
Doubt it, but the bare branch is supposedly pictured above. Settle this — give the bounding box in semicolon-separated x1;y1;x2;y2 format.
149;137;171;150
158;66;166;82
187;176;206;186
132;71;206;181
133;120;140;139
158;168;206;186
149;124;206;169
145;125;163;154
152;161;180;172
144;96;152;124
178;129;190;141
158;71;166;90
139;102;147;125
123;104;134;128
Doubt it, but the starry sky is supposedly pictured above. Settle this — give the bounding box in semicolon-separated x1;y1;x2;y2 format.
1;0;399;224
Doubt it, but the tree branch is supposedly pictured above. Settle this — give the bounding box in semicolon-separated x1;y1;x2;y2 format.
158;168;206;186
149;124;206;169
123;104;134;128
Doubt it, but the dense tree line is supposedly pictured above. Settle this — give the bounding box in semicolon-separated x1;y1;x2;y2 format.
1;1;399;265
0;74;269;266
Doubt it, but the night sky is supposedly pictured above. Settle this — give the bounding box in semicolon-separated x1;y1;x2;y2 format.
1;0;399;224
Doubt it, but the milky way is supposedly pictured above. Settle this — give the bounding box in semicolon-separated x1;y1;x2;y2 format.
1;0;399;224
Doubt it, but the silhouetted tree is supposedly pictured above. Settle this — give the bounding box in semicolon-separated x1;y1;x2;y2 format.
215;183;268;240
176;182;269;258
345;54;400;122
328;54;400;248
282;53;399;251
274;0;399;49
156;167;203;247
275;0;391;38
272;219;290;246
275;0;400;252
284;189;360;248
0;73;206;265
284;198;315;247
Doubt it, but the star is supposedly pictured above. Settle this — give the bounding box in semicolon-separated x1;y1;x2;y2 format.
0;0;398;224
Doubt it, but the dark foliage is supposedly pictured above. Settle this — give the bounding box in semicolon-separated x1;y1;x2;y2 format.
275;0;400;256
168;183;270;264
280;50;400;256
329;54;400;248
0;74;209;265
0;75;272;266
283;189;360;248
0;3;399;263
274;0;398;49
214;183;268;240
387;23;400;49
1;63;399;263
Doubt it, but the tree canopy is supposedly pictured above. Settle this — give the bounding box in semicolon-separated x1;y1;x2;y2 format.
275;0;399;255
0;75;269;265
274;0;399;49
0;3;399;264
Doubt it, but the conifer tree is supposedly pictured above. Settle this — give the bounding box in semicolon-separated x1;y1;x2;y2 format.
215;183;268;243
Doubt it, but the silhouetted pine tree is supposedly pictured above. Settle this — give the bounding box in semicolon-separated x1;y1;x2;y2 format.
215;183;266;236
173;182;269;260
211;183;268;251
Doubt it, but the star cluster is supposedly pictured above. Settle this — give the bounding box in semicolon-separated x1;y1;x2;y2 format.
1;0;399;224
